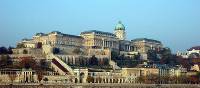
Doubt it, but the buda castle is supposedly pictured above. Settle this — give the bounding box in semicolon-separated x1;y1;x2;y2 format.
5;21;164;83
15;21;163;58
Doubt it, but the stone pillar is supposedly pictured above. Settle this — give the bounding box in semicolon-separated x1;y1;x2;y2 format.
29;72;31;83
122;79;124;83
17;73;20;83
107;41;108;47
107;41;109;47
118;78;120;83
103;77;106;83
105;78;107;83
102;40;104;47
28;72;30;83
111;79;113;83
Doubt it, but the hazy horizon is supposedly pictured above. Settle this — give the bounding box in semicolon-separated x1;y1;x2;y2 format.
0;0;200;53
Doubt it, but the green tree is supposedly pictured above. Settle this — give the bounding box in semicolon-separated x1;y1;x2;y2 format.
37;70;44;82
53;47;60;54
147;50;159;63
111;51;119;60
134;53;141;60
0;55;13;68
90;55;98;66
39;59;49;70
159;47;174;65
87;76;94;83
7;46;14;54
0;47;8;54
103;58;109;65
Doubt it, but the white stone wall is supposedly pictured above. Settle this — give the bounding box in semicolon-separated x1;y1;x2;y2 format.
0;70;38;83
42;75;73;83
188;49;200;55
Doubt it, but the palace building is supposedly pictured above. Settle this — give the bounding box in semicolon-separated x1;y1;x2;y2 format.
131;38;163;53
80;30;119;50
32;31;83;48
16;31;84;55
15;21;163;57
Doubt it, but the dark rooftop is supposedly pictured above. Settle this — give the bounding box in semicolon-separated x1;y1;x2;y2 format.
188;46;200;51
35;32;47;36
81;30;116;37
35;31;83;39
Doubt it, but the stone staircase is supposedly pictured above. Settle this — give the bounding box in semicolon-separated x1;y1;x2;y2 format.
47;54;74;75
43;45;74;76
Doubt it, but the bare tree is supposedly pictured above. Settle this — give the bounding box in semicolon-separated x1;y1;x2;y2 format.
36;70;44;82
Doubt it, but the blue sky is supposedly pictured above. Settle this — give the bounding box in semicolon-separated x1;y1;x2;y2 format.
0;0;200;53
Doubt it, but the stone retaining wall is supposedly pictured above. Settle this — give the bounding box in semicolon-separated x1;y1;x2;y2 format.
0;84;199;88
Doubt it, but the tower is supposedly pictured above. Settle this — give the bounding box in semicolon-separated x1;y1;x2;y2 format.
114;21;126;40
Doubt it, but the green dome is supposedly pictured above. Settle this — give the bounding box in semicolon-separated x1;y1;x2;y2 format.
115;21;125;30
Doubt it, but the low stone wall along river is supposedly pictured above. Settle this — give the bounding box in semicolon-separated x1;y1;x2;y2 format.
0;83;200;88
